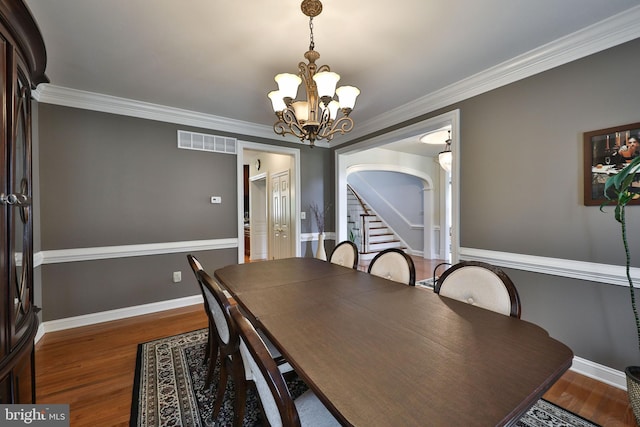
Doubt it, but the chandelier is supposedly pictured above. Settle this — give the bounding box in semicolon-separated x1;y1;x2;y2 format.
267;0;360;148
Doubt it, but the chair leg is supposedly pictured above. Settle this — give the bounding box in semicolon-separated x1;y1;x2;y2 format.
211;360;229;420
205;332;219;389
232;357;247;427
203;322;214;364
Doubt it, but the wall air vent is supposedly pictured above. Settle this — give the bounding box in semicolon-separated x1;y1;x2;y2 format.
178;130;237;154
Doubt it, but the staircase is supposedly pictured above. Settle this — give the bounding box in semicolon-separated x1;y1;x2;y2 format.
347;185;406;270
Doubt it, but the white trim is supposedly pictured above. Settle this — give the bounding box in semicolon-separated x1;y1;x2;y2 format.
236;141;302;263
301;232;336;242
346;163;434;189
571;356;627;390
33;85;278;140
34;251;44;268
336;5;640;143
40;295;203;334
335;110;460;263
35;323;45;344
39;238;237;264
459;247;640;288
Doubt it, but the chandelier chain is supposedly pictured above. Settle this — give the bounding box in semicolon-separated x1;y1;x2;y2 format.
308;17;315;51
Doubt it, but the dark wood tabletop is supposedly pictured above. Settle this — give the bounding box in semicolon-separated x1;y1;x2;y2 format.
215;257;573;426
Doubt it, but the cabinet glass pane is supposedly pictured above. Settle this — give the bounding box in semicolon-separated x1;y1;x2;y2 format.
12;76;30;331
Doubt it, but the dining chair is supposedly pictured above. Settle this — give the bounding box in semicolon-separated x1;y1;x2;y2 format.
434;260;522;318
186;254;217;379
328;240;358;269
367;248;416;286
197;268;294;426
229;304;341;427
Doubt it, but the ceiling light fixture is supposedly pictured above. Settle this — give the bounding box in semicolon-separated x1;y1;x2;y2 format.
268;0;360;148
438;130;452;172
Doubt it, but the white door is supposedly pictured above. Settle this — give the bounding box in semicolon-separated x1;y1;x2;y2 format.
271;170;292;259
249;176;268;261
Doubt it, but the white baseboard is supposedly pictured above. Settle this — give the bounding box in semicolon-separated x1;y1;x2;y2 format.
570;356;627;391
38;295;203;336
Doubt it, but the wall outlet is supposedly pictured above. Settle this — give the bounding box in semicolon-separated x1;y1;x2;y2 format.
210;196;222;204
172;271;182;283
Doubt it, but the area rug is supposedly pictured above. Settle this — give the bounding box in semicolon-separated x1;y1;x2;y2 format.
130;329;600;427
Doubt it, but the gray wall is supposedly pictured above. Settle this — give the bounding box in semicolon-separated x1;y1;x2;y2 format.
453;38;640;370
36;105;330;320
336;38;640;370
33;36;640;371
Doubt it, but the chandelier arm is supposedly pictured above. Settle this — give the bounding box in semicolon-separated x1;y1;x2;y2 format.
319;115;355;140
276;108;307;140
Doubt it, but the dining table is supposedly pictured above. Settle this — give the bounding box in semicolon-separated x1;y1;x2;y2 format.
214;257;573;426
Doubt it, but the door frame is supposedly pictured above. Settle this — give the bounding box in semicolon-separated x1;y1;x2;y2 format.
335;109;460;263
237;141;301;264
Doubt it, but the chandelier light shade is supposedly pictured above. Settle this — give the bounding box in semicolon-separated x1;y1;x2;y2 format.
268;0;360;147
438;130;453;172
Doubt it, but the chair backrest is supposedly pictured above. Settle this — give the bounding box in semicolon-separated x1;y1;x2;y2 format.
198;269;238;350
187;253;204;274
187;254;214;329
434;261;521;318
329;240;358;269
367;248;416;286
229;304;301;427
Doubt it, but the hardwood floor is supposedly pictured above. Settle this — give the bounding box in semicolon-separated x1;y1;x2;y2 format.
35;276;636;426
35;306;208;427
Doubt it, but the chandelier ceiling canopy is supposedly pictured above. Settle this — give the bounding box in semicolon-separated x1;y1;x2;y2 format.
268;0;360;148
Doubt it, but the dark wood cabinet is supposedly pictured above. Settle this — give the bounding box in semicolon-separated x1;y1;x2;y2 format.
0;0;47;404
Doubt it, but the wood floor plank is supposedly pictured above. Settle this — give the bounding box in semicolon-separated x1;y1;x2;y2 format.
36;305;208;427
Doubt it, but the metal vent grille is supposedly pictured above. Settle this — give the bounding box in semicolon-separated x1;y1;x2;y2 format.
178;130;237;154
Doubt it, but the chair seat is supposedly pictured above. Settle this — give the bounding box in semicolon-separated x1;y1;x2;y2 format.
295;389;341;426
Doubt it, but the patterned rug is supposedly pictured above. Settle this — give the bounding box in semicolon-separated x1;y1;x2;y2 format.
130;329;600;427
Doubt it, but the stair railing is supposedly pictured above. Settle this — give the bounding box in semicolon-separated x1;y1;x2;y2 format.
347;185;377;253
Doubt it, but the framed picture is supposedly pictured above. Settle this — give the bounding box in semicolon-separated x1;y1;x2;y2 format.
583;122;640;206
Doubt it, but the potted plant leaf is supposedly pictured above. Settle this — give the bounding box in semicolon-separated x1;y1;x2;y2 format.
601;154;640;421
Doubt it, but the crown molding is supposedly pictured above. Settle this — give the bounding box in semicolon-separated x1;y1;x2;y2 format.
338;4;640;144
32;84;281;140
31;5;640;148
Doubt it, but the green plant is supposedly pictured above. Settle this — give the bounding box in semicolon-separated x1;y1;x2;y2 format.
601;155;640;351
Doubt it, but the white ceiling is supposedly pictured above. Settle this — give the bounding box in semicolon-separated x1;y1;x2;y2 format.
24;0;640;155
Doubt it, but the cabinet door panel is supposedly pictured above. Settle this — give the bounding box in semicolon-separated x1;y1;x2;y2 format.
10;70;32;342
0;33;7;363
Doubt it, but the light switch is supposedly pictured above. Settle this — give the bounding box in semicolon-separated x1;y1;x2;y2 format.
301;211;306;219
210;196;222;204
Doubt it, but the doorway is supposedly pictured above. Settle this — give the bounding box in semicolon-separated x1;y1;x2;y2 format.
335;109;460;264
236;141;301;264
249;174;267;260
